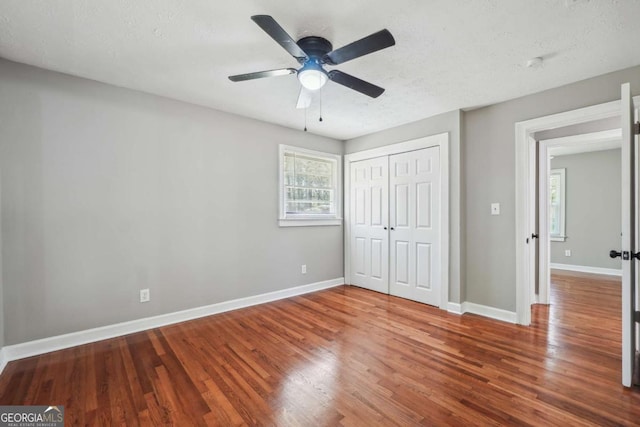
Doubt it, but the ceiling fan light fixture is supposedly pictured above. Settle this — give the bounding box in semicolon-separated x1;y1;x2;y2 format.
298;63;328;91
228;16;394;101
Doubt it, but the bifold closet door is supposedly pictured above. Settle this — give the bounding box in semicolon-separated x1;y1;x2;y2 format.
350;156;389;294
389;147;441;306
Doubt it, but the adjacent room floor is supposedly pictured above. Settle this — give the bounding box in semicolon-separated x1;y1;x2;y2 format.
0;271;639;425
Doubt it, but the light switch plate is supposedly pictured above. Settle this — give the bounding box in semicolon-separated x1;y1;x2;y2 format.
139;288;150;303
491;203;500;215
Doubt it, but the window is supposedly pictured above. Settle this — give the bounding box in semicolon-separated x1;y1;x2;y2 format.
279;145;342;227
549;168;566;241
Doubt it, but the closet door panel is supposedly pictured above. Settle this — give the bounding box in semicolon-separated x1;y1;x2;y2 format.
389;147;441;306
349;156;389;294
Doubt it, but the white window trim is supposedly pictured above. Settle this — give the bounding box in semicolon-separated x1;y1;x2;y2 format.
549;168;566;242
278;144;342;227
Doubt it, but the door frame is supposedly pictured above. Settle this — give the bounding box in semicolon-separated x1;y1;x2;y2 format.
515;97;639;326
537;129;622;305
344;132;450;309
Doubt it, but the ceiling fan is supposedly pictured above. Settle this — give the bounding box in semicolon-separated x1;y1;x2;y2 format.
228;15;395;109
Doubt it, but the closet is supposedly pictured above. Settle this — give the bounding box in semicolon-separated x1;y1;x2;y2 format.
348;143;443;307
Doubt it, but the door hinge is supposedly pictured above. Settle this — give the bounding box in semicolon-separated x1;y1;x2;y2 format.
635;311;640;323
634;122;640;135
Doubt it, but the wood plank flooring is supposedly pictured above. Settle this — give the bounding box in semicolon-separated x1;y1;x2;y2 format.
1;271;639;426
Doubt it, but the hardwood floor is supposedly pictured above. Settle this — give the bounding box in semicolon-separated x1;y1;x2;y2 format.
1;272;639;426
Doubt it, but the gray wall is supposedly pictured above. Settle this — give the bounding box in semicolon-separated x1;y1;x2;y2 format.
0;59;344;345
345;110;465;303
464;65;640;311
550;149;621;270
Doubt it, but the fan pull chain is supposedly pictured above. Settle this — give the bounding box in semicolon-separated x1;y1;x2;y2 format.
319;88;323;122
304;107;308;132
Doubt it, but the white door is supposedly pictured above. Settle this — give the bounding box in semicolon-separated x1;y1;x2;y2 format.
389;147;441;306
350;156;389;294
620;82;638;387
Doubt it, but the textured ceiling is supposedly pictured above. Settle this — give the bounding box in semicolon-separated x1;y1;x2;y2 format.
1;1;640;140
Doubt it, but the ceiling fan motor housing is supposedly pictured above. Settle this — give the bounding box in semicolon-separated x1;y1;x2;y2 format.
296;36;333;64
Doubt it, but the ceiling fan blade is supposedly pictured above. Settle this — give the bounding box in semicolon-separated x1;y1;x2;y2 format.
324;29;395;65
251;15;309;61
228;68;297;82
296;87;312;109
328;70;385;98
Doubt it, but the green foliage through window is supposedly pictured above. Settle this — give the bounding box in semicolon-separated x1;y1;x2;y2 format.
284;152;335;215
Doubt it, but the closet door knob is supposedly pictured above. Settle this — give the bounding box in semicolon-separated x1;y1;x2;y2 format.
390;227;395;231
383;227;388;230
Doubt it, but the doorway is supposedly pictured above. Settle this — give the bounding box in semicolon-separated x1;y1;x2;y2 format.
515;87;640;387
515;100;624;325
537;129;622;304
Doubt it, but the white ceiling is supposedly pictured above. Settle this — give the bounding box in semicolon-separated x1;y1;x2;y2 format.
1;1;640;140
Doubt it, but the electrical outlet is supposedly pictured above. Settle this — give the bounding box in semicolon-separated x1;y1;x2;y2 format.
565;250;571;257
301;264;307;274
140;288;150;303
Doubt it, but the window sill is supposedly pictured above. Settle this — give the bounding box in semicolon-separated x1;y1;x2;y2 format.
279;218;342;227
550;236;566;242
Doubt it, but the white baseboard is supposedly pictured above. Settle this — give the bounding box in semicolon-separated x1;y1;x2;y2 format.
0;277;344;374
463;302;517;324
0;348;7;376
447;301;516;324
550;263;622;277
447;302;463;315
